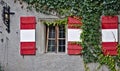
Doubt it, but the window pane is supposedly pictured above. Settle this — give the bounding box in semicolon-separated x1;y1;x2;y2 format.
59;40;65;45
59;25;65;38
49;26;55;38
48;40;55;52
48;46;55;52
59;46;65;52
58;40;65;52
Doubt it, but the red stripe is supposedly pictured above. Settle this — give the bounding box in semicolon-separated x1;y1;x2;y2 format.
20;42;36;55
68;17;82;24
20;17;36;29
68;43;82;50
21;49;36;55
102;42;117;55
20;42;36;49
102;16;118;24
102;23;118;29
67;42;82;55
102;16;118;29
68;17;82;29
68;24;82;29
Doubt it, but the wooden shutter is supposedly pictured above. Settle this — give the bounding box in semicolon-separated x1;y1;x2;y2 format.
20;16;36;55
102;16;118;55
67;16;82;55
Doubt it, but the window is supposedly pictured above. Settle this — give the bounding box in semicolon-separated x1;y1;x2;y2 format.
45;25;66;53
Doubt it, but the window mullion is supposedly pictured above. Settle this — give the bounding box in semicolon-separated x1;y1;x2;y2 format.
45;26;49;53
55;26;59;53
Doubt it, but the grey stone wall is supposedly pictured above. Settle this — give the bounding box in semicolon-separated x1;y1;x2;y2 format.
0;0;85;71
0;0;119;71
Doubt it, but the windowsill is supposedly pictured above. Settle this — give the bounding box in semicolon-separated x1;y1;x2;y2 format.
44;52;67;55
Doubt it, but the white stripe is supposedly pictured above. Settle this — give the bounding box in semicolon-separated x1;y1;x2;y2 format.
102;29;118;42
20;29;35;42
68;29;82;42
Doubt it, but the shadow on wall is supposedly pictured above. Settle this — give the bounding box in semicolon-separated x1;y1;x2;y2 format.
0;26;3;43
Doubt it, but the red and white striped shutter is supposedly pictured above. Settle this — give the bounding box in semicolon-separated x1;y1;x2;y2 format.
102;16;118;55
67;16;82;55
20;16;36;55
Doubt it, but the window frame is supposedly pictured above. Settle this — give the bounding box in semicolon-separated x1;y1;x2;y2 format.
45;25;66;53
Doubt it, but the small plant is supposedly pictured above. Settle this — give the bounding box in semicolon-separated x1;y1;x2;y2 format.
43;18;67;26
0;64;3;71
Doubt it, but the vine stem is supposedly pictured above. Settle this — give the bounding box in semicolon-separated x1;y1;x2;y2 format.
95;64;102;71
83;62;90;71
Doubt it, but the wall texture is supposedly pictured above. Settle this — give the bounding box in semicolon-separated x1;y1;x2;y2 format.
0;0;119;71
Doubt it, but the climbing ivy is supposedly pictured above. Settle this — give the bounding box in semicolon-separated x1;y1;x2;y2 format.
19;0;120;71
79;1;120;71
21;0;82;17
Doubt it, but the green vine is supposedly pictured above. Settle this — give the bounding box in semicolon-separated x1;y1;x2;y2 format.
43;18;67;26
97;45;120;71
19;0;120;71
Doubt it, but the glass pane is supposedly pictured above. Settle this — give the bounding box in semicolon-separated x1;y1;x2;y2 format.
59;25;65;38
48;46;55;52
58;40;65;52
48;40;55;52
48;40;55;45
59;46;65;52
59;40;65;45
49;26;55;38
